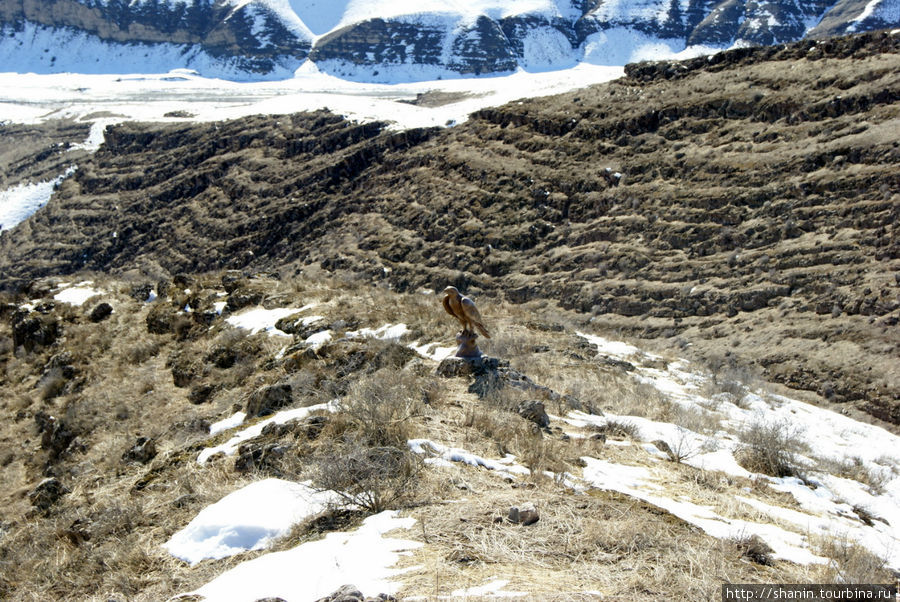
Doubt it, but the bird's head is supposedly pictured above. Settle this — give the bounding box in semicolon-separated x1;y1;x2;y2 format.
442;286;460;297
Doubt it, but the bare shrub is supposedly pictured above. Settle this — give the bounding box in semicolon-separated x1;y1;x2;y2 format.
818;456;890;495
735;416;806;477
664;427;717;463
601;418;642;440
311;435;423;513
340;367;425;447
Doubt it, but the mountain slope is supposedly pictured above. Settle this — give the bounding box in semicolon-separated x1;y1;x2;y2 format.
0;0;897;79
1;31;898;428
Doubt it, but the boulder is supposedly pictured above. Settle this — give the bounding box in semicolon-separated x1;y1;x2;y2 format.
146;304;176;334
29;478;69;510
89;302;113;323
508;502;539;525
11;309;59;351
130;283;154;301
234;442;288;473
245;383;293;417
188;383;219;405
314;584;397;602
516;400;550;428
226;287;264;311
35;411;76;459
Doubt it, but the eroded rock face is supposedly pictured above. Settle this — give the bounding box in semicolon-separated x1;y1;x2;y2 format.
0;0;313;76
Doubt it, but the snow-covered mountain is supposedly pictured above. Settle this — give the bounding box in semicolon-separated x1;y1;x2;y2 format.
1;0;898;80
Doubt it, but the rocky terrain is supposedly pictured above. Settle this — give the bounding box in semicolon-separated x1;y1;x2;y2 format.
1;0;898;79
2;31;897;427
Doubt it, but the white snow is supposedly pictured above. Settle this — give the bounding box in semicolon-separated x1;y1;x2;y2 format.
345;323;410;340
198;401;336;463
451;578;527;597
164;478;341;565
852;0;884;24
186;510;422;601
72;118;121;152
575;330;900;569
305;330;333;346
210;411;247;435
581;457;827;565
0;63;623;133
409;341;456;362
0;166;76;231
226;306;307;336
408;439;530;476
52;282;102;306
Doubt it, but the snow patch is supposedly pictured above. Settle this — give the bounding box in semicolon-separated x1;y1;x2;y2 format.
451;578;527;597
198;401;336;463
0;166;77;231
408;438;530;476
164;479;340;565
581;457;826;565
210;411;247;435
409;341;456;362
226;306;307;336
345;323;410;340
52;282;102;306
185;510;421;601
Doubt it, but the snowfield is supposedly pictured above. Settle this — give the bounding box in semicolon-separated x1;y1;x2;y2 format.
0;63;624;133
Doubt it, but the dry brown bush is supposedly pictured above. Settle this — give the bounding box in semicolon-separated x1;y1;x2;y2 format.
735;416;807;478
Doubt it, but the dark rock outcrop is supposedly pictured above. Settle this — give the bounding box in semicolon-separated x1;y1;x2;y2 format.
245;383;293;417
28;477;69;510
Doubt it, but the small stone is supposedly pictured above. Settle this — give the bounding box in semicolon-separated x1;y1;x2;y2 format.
508;502;539;525
315;584;364;602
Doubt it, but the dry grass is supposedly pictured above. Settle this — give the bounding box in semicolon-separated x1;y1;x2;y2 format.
398;483;810;600
0;272;893;601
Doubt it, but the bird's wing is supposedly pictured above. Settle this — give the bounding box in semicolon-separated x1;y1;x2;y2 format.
461;297;484;324
462;297;491;338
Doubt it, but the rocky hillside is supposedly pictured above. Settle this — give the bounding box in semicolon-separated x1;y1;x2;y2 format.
1;31;898;429
0;0;898;79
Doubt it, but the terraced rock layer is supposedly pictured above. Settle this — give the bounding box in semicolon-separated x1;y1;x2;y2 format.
1;31;898;424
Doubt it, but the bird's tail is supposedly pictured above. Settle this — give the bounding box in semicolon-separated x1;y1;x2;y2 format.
475;323;491;339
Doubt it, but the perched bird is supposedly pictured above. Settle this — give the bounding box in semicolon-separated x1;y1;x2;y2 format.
442;286;491;339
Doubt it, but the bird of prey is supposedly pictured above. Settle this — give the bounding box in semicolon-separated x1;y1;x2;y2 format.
442;286;491;339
